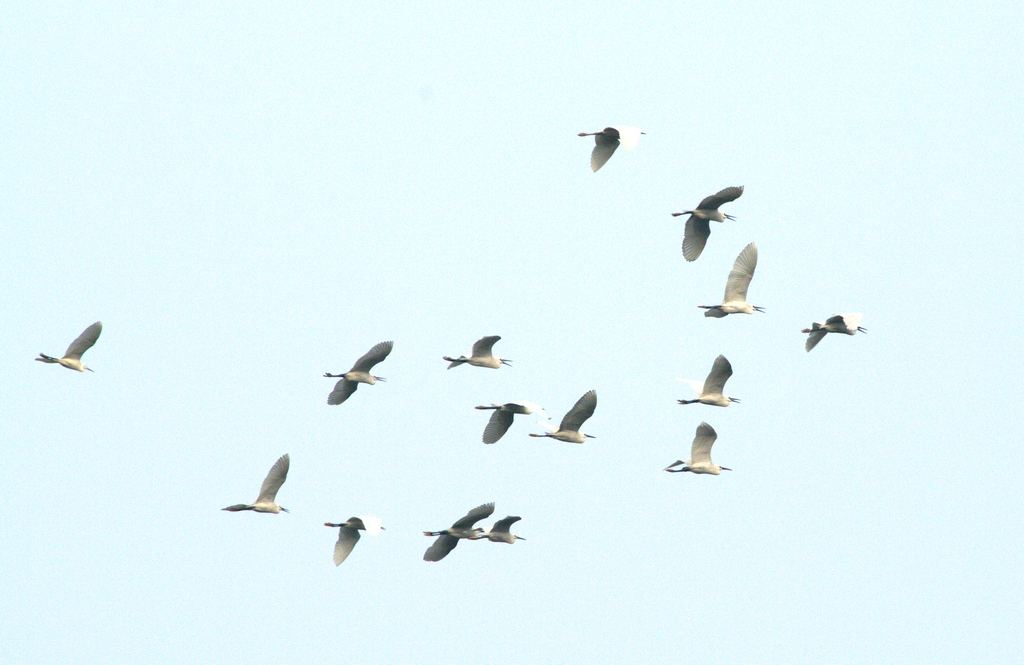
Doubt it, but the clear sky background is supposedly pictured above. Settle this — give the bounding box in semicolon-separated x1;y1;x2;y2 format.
2;3;1022;663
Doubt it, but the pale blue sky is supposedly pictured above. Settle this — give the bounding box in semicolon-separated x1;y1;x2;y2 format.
2;2;1021;663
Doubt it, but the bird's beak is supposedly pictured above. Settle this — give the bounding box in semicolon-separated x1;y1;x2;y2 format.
281;507;290;513
720;466;732;471
516;536;526;540
584;434;596;438
725;214;736;221
858;327;868;333
86;367;95;372
729;397;741;403
324;522;336;527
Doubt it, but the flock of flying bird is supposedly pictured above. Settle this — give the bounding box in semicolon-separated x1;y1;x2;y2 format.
34;126;866;565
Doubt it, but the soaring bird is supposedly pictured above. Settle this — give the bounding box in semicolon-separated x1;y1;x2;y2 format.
35;321;102;372
699;242;764;317
443;335;510;369
673;186;744;261
577;126;644;172
222;454;290;513
324;341;394;405
480;516;526;544
423;502;494;562
664;423;731;475
475;401;546;444
678;355;739;407
803;313;867;352
529;390;597;443
324;516;384;566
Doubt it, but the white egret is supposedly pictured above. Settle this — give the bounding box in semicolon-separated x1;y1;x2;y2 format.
480;516;525;544
664;422;731;475
803;313;867;352
529;390;597;443
222;454;290;513
324;516;384;566
672;186;744;262
475;401;546;444
443;335;510;369
324;341;394;405
577;126;644;171
699;242;764;317
678;355;739;407
423;502;495;562
35;321;102;372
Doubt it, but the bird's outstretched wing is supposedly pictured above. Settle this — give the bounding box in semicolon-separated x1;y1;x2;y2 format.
490;516;522;534
424;534;459;562
257;454;289;503
690;422;717;465
683;216;711;262
65;321;102;359
723;242;758;302
471;335;500;358
351;341;394;372
697;186;744;210
805;330;827;352
333;526;361;566
451;502;495;529
482;409;515;444
702;355;733;394
328;379;358;405
590;131;620;172
559;390;597;431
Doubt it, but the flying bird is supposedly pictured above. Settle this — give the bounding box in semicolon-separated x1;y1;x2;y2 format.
324;516;384;566
577;126;644;171
423;502;495;562
35;321;102;372
803;313;867;352
475;401;546;444
699;242;764;317
678;355;739;407
324;341;394;405
222;454;290;513
529;390;597;443
443;335;510;369
672;186;744;261
664;422;731;475
480;516;526;544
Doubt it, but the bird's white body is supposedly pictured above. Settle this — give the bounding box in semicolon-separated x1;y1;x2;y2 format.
803;313;867;352
529;390;596;444
664;423;731;476
444;335;509;369
36;321;102;372
699;242;763;317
